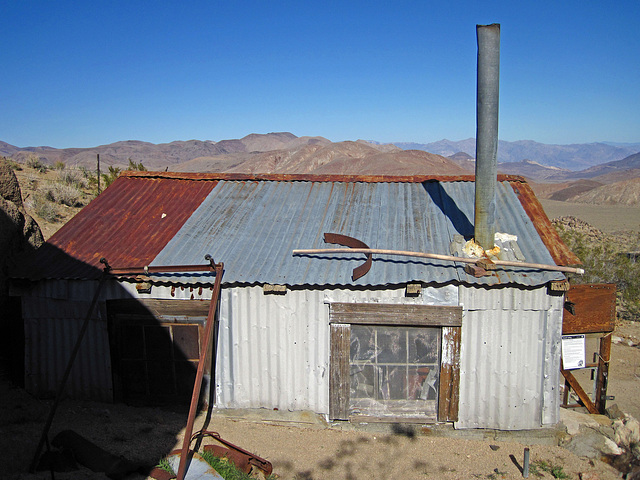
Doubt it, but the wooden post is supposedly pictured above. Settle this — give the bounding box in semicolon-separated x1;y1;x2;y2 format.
97;154;101;193
595;333;612;414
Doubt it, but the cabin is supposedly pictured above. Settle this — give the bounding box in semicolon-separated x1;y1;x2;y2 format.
10;171;581;430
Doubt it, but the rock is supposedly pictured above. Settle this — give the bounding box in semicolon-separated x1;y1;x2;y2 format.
0;159;23;206
560;408;600;435
606;403;625;420
613;415;640;449
565;428;623;458
602;437;623;456
0;158;44;286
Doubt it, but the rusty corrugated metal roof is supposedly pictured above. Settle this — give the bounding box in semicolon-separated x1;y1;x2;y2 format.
508;181;581;266
15;172;579;284
16;175;217;280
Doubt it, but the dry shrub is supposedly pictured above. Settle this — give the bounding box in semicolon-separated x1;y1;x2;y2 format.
554;217;640;321
43;182;83;207
28;194;59;222
26;155;47;173
57;168;87;189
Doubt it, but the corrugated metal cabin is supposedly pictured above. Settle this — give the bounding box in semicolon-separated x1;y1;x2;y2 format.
11;171;580;430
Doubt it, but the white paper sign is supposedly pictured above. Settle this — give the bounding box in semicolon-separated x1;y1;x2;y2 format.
562;334;586;370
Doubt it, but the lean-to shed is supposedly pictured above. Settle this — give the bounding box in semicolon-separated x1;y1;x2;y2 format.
11;171;580;430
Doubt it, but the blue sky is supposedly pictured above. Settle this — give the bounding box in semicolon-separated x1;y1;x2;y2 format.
2;1;639;148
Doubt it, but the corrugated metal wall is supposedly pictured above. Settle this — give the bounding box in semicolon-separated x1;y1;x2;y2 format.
456;285;564;430
23;297;113;401
22;278;564;430
215;285;457;414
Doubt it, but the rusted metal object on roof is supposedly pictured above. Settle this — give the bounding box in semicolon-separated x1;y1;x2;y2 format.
324;232;372;280
295;234;585;275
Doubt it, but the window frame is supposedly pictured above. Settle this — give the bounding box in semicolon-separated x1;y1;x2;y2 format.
329;302;462;423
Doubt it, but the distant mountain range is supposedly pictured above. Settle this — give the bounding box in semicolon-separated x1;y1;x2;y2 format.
390;138;640;171
4;133;640;205
3;133;640;182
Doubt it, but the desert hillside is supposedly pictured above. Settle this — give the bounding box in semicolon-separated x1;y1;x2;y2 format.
173;141;467;175
569;177;640;205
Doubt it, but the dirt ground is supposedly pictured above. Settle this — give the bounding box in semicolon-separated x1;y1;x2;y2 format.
2;320;639;480
540;199;640;234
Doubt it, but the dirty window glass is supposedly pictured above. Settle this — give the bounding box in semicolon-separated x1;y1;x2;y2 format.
349;325;440;418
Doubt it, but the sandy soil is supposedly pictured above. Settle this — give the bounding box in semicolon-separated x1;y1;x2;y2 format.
540;199;640;234
3;320;639;480
0;381;627;480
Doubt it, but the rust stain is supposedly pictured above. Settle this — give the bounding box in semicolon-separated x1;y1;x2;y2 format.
19;176;217;280
121;170;526;184
509;180;581;267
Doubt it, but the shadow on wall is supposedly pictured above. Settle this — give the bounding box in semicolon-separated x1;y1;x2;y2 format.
1;206;213;477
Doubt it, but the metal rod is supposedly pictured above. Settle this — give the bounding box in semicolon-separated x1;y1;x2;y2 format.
108;264;214;275
30;271;108;472
176;261;224;480
292;247;585;274
523;447;530;478
475;23;500;250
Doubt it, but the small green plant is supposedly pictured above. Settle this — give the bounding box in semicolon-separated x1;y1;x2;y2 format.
26;155;48;173
101;165;121;188
200;450;277;480
53;160;66;171
127;158;147;171
156;457;175;475
529;460;569;479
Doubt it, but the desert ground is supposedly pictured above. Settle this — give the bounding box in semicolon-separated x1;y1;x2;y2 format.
2;170;639;480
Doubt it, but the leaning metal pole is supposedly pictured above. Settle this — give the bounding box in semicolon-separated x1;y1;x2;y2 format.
29;263;110;472
474;23;500;250
176;258;224;480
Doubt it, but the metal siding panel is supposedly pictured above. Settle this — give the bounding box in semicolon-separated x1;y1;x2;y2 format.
215;287;330;413
214;285;457;414
23;297;113;401
542;296;564;426
456;286;563;430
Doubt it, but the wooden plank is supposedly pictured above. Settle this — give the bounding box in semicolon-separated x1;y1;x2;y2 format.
329;324;350;420
330;303;462;327
106;298;211;318
349;415;437;424
561;368;599;414
438;326;461;422
595;334;612;414
563;284;616;334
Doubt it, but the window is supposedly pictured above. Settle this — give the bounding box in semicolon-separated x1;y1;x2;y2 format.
329;303;461;423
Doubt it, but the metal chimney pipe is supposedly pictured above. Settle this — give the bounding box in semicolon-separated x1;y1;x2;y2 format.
474;23;500;250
